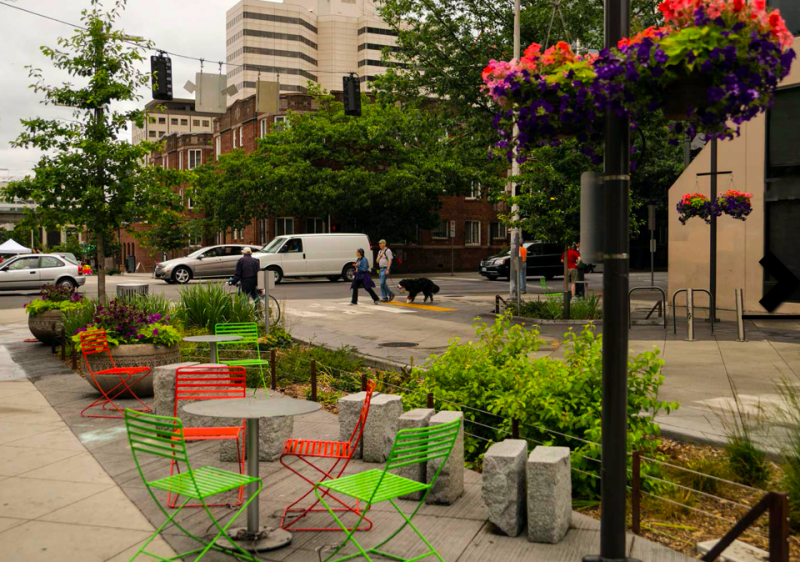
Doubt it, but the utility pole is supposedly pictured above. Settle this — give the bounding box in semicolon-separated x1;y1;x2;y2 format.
583;0;637;560
709;138;718;324
509;0;522;308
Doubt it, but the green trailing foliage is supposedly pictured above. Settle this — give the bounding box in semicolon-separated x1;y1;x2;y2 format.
402;313;677;499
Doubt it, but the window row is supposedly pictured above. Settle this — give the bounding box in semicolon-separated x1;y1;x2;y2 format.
431;220;508;244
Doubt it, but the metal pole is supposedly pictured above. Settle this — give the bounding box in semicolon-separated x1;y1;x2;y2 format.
509;0;521;308
270;349;277;390
769;492;790;562
310;360;317;402
735;288;746;342
584;0;632;559
245;418;260;533
648;204;656;287
709;139;718;324
632;450;641;535
686;288;695;341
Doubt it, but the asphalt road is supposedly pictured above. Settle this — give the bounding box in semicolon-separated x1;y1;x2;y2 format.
0;270;667;311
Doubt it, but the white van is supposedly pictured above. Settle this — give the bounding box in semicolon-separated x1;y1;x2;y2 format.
254;233;371;283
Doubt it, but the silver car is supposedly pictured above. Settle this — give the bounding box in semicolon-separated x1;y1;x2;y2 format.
0;253;86;291
154;244;263;284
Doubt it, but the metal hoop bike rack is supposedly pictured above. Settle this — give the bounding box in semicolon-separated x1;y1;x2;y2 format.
628;287;667;330
672;288;715;340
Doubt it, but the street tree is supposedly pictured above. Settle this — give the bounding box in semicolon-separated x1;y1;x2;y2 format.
133;209;201;260
3;0;185;301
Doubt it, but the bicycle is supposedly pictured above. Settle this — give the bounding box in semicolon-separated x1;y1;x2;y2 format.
226;278;282;324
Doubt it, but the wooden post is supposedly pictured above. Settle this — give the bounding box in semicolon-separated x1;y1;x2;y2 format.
769;492;790;562
60;327;66;361
71;344;77;370
426;392;434;409
361;373;367;392
512;418;520;439
270;349;277;390
310;360;317;402
632;450;641;535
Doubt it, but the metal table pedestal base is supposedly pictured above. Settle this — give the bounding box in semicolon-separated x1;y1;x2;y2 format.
218;526;292;552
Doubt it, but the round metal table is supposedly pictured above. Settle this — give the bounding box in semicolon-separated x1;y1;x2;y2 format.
182;396;322;552
182;334;242;363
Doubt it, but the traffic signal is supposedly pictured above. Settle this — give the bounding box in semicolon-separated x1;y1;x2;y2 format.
343;74;361;117
151;53;173;101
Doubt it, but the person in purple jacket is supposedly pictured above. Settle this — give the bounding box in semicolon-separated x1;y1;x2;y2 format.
349;248;380;306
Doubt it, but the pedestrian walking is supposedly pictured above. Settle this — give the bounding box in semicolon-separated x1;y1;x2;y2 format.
376;239;395;302
561;242;581;297
231;246;260;300
350;248;380;306
519;243;528;294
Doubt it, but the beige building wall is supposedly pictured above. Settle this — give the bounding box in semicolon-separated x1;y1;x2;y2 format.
131;99;216;145
668;37;800;315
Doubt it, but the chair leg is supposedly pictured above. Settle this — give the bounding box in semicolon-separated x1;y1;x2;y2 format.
82;373;145;419
194;480;264;562
315;485;374;562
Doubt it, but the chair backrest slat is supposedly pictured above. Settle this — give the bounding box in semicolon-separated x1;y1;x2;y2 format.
174;366;246;418
386;419;461;472
80;329;116;374
124;409;189;466
214;322;260;343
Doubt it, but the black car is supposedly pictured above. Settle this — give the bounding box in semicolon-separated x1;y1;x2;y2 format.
479;242;564;280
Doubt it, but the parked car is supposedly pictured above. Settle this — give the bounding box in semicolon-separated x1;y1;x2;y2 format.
154;244;263;284
478;241;565;281
254;233;371;284
54;252;79;265
0;253;85;291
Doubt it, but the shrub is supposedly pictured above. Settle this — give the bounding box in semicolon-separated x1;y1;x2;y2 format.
259;325;293;350
510;294;602;320
719;375;770;487
24;284;86;317
174;282;260;331
401;313;676;499
678;456;728;496
71;298;179;350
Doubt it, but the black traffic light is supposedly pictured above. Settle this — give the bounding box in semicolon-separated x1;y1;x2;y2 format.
151;53;173;101
343;74;361;117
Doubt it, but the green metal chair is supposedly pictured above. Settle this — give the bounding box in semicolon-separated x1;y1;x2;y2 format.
215;322;270;395
124;409;263;562
314;418;462;562
539;277;561;297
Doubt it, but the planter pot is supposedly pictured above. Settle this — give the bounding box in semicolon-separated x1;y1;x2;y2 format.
28;309;65;346
82;343;180;398
661;72;712;121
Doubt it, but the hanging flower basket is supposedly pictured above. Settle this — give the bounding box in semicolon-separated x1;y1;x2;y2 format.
716;189;753;220
677;193;717;224
483;42;603;164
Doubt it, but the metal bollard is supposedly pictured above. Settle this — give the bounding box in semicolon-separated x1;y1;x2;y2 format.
735;288;746;342
310;360;317;402
685;288;695;341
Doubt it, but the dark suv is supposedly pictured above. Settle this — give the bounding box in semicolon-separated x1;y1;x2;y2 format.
479;242;564;280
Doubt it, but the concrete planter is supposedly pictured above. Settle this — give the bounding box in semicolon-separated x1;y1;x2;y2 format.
28;309;65;346
83;343;180;398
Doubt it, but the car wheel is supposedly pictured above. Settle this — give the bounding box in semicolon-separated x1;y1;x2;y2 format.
267;267;283;285
343;265;356;283
327;275;341;282
545;275;555;280
173;267;192;284
488;276;500;281
57;277;77;291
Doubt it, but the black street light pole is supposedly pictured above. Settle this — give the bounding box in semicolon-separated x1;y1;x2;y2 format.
584;0;638;560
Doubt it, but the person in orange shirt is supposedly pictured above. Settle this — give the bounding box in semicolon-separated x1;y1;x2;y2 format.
519;244;527;294
561;242;581;296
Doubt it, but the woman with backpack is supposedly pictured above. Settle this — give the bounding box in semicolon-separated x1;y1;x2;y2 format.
349;248;380;306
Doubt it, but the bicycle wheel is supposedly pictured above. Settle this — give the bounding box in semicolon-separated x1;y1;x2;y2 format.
268;295;281;324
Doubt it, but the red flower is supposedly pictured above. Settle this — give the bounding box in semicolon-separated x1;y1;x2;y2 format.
733;0;744;13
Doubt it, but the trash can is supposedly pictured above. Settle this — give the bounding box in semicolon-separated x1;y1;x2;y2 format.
576;263;588;298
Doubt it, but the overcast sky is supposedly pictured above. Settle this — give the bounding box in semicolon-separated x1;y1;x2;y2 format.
0;0;268;178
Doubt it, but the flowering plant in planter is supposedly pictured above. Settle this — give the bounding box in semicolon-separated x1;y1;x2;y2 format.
72;298;181;350
716;189;753;220
483;42;603;163
24;284;85;317
677;192;717;224
597;0;795;144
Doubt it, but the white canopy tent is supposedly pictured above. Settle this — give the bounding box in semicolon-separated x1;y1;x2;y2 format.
0;239;31;254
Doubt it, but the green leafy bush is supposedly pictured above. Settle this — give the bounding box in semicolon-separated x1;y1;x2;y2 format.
726;436;770;488
174;282;260;331
24;284;87;317
259;325;293;350
510;294;602;320
402;313;676;499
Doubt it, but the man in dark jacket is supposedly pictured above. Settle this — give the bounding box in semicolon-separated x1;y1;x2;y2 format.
231;247;260;300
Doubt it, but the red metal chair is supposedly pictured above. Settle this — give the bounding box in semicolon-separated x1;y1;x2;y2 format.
168;365;247;508
279;379;376;532
80;329;152;419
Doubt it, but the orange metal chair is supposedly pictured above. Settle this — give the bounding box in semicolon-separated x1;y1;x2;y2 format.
168;365;247;508
80;329;152;419
279;379;376;532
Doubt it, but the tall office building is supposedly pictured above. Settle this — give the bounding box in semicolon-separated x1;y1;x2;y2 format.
225;0;398;102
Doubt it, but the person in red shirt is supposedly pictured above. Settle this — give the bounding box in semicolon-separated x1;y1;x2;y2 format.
561;242;581;296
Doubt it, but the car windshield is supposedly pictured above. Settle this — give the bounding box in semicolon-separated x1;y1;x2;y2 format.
260;237;287;254
59;253;78;264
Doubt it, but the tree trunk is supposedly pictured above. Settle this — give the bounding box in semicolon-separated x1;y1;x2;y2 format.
96;230;106;304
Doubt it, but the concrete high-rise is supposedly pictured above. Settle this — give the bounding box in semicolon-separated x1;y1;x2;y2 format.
225;0;398;102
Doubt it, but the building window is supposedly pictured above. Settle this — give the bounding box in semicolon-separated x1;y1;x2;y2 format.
465;221;481;246
158;117;166;124
170;118;178;125
274;115;288;131
239;127;244;147
259;218;268;244
178;151;182;170
260;119;267;138
181;118;188;126
158;131;165;137
276;218;294;236
232;130;237;149
202;120;209;127
467;181;481;200
215;136;221;158
149;116;156;124
432;219;449;240
188;149;202;169
148;130;156;138
306;218;326;233
490;221;508;240
193;119;200;127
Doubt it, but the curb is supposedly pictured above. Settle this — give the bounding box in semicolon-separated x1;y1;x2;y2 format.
478;312;602;326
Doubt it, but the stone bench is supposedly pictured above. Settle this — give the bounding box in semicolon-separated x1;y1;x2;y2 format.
483;439;527;537
426;410;464;505
527;446;571;543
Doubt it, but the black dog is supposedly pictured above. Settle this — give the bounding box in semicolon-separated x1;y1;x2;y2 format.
398;278;440;303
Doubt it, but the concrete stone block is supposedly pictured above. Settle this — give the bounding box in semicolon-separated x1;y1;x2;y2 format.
696;539;768;562
527;446;571;544
152;362;199;417
426;411;464;505
394;408;435;500
220;415;294;463
363;394;403;463
483;439;527;537
338;391;371;459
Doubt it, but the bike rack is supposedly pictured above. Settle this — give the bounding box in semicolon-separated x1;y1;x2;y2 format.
672;288;715;339
628;287;667;330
